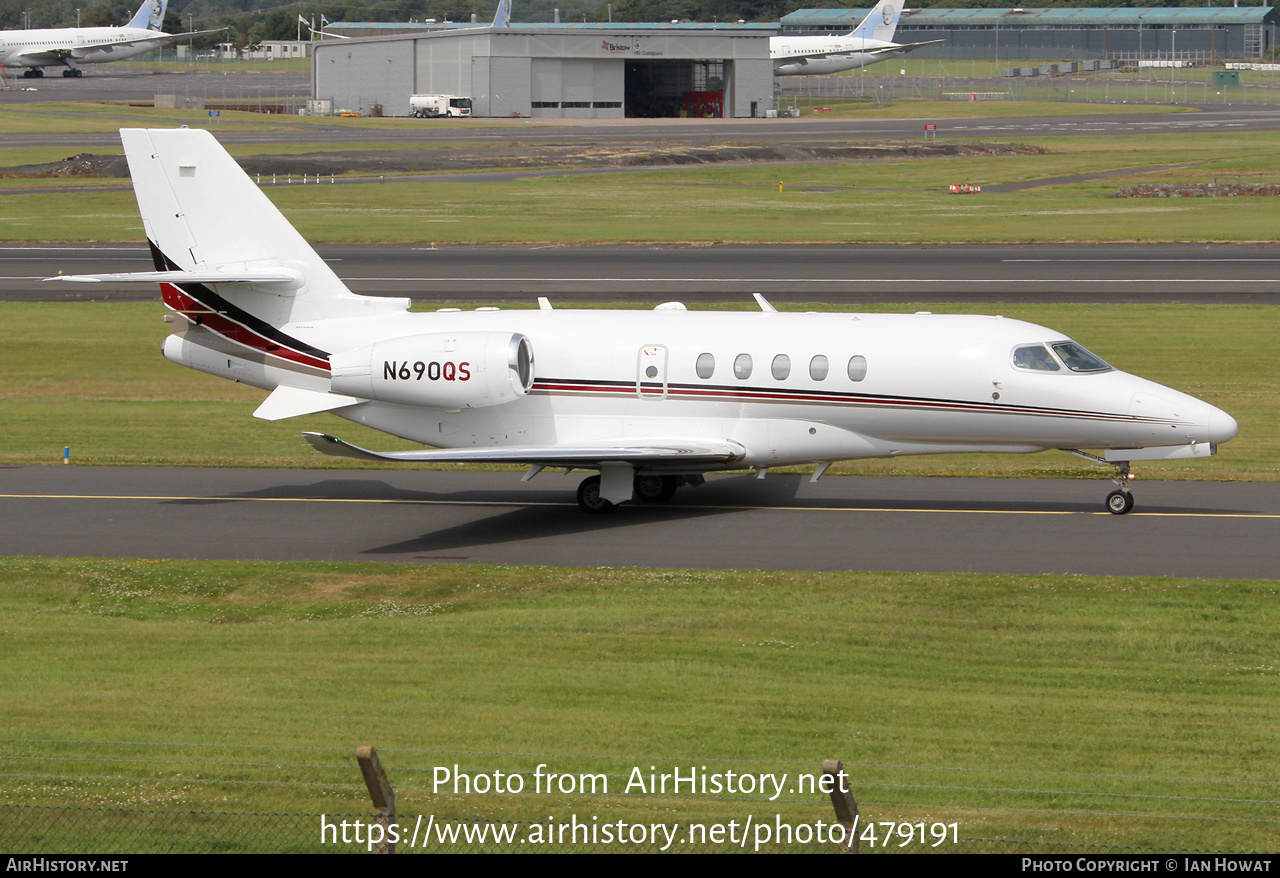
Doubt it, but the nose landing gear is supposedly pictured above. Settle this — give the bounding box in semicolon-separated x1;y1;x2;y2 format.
1106;489;1135;515
1063;450;1137;514
1104;461;1136;515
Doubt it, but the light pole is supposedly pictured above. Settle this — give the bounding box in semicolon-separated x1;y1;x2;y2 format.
76;8;80;27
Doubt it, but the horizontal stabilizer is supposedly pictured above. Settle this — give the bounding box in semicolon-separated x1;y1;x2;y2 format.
254;386;362;421
303;433;747;467
45;269;298;285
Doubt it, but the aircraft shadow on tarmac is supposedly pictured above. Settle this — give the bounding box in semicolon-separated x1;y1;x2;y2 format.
364;502;731;556
156;474;1246;537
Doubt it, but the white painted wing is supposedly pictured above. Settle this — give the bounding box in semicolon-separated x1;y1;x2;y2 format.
303;432;746;467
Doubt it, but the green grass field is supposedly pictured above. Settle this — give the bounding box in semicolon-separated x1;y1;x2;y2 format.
1;559;1275;851
0;301;1271;479
4;127;1280;243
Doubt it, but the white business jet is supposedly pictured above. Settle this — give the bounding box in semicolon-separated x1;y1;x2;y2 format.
50;129;1237;514
772;0;943;77
1;0;222;79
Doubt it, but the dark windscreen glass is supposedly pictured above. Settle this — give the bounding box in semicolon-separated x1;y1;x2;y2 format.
1052;342;1112;373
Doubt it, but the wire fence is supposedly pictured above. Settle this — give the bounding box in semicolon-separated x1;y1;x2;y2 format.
1;738;1274;853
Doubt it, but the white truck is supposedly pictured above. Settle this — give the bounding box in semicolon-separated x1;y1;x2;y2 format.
409;94;472;118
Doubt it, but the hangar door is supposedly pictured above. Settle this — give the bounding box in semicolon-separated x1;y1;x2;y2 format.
624;60;726;118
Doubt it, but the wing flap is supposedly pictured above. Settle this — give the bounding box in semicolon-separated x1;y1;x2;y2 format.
303;432;746;467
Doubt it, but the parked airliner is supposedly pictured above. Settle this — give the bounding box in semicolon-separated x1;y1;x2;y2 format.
50;129;1237;514
1;0;221;79
772;0;943;76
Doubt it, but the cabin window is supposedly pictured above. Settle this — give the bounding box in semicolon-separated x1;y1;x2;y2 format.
695;352;715;379
809;355;829;381
771;354;791;380
1052;342;1112;373
1012;344;1060;372
734;353;753;380
847;355;867;382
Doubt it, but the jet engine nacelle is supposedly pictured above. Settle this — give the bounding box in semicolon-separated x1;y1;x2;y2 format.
329;331;534;409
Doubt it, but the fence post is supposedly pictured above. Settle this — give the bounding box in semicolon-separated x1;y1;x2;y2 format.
356;745;396;854
822;759;858;854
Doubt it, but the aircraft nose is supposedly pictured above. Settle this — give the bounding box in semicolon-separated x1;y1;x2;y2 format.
1208;406;1239;445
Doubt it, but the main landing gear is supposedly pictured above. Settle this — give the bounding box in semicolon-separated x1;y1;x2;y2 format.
62;69;84;77
575;473;698;514
22;68;45;78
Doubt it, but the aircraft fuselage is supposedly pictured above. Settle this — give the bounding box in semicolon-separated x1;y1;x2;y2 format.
163;306;1236;472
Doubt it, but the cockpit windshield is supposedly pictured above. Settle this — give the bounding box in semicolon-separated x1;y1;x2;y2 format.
1012;344;1059;372
1051;342;1112;373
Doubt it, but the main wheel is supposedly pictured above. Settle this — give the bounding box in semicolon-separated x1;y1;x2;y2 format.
633;474;678;503
576;475;615;514
1105;490;1134;515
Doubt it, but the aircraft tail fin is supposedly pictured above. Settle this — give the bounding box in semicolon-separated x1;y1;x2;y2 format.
127;0;168;31
120;128;407;328
849;0;902;43
492;0;512;27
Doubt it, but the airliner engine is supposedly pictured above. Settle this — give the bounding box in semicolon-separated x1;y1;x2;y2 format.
329;331;533;408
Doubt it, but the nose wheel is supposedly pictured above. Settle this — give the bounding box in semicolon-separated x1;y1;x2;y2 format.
1106;490;1134;515
1063;450;1137;515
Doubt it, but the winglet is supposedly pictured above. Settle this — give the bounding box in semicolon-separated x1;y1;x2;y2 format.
753;293;778;313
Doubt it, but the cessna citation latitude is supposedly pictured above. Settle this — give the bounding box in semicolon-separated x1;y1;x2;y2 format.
50;128;1237;514
1;0;221;79
772;0;943;77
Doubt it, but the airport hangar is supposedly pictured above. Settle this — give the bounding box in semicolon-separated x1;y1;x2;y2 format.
312;23;777;119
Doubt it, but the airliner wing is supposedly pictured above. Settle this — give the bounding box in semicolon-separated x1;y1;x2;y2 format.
891;39;945;53
303;432;747;467
150;27;226;45
12;28;225;64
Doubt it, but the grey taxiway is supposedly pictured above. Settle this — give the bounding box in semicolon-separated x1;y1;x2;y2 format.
4;242;1280;304
2;466;1277;578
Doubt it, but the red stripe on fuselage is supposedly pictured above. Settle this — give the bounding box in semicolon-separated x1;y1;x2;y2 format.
530;380;1181;427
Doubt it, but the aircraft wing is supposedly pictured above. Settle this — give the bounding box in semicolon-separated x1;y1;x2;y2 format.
303;432;747;468
12;46;82;63
13;28;229;62
150;28;227;46
890;39;946;54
